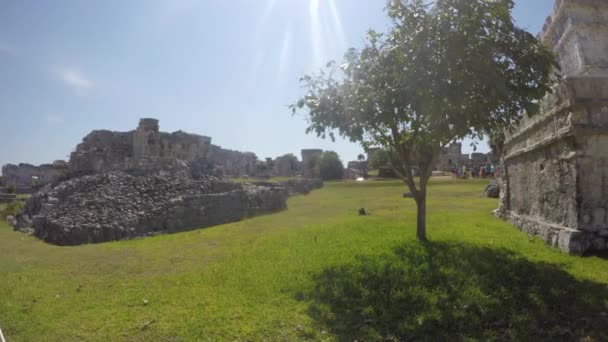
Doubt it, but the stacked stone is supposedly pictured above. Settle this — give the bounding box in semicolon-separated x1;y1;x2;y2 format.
13;169;288;245
498;0;608;254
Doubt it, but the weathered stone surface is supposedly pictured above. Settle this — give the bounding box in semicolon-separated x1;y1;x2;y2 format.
12;167;290;245
301;149;323;177
249;178;323;196
0;193;17;204
64;118;259;178
498;0;608;254
484;182;500;199
1;162;68;187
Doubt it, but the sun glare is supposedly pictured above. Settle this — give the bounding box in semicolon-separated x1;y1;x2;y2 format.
252;0;347;82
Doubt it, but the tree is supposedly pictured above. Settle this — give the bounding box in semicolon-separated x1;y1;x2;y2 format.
368;148;401;170
357;154;365;162
291;0;555;241
5;184;16;194
318;151;345;180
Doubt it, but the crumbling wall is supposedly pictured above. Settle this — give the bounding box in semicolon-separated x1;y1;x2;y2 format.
69;130;134;174
208;145;257;177
435;143;466;171
301;149;323;177
69;119;213;175
498;0;608;254
2;161;68;187
133;118;211;161
13;169;289;245
273;154;300;177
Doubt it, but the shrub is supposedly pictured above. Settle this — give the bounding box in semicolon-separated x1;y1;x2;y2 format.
1;200;24;219
318;151;344;180
5;184;16;194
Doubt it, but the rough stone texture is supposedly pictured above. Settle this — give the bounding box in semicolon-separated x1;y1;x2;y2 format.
249;178;323;196
498;0;608;254
272;154;301;177
207;145;257;177
65;118;260;178
0;193;17;204
484;181;500;199
1;161;68;187
12;166;289;245
435;143;467;171
435;143;498;172
301;149;323;177
69;119;212;175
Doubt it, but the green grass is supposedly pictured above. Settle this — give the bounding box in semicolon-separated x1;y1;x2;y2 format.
0;179;606;341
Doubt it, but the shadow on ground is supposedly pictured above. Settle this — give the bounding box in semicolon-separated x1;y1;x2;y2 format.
301;242;608;341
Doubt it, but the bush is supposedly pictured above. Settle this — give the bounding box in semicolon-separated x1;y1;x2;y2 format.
5;184;16;194
1;200;24;219
318;151;344;180
368;148;400;170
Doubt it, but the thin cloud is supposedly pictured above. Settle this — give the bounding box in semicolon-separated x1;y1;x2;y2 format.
55;67;93;94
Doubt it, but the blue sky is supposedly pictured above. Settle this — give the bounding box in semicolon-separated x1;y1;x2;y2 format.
0;0;555;168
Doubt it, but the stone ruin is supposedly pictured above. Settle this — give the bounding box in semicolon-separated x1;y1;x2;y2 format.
301;149;323;177
435;143;498;172
1;161;68;188
8;119;323;245
497;0;608;254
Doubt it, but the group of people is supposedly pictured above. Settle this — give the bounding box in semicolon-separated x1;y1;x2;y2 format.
451;164;500;179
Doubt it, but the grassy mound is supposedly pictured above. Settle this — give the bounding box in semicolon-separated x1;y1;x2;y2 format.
0;179;606;341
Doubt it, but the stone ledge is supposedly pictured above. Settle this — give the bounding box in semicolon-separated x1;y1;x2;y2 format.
499;211;593;255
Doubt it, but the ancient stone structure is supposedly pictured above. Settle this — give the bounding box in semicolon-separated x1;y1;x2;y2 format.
12;166;289;245
435;143;497;172
301;149;323;177
435;143;466;171
301;149;323;168
207;145;257;177
366;148;382;163
1;161;68;187
249;178;323;196
272;154;300;177
6;118;325;245
69;118;213;175
497;0;608;254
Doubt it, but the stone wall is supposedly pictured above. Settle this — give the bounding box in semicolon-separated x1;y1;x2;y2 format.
2;161;68;187
66;118;257;177
435;143;465;171
273;154;300;177
132;118;211;161
301;149;323;177
69;130;134;174
12;168;289;245
498;0;608;254
208;145;257;177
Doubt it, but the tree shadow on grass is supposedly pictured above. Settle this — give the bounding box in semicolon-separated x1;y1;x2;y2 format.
303;242;608;341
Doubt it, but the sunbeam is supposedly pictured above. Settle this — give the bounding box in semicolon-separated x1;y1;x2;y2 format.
309;0;323;67
278;25;293;83
328;0;347;49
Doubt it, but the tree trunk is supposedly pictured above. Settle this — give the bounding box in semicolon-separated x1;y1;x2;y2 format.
415;195;427;241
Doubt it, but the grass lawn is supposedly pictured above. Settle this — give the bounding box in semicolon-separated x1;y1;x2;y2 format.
0;179;607;341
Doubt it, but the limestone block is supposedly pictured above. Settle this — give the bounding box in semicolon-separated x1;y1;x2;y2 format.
557;229;591;255
593;208;606;227
591;237;607;251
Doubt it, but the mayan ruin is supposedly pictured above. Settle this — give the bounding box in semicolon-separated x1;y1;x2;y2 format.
497;0;608;254
5;119;322;245
2;0;608;340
